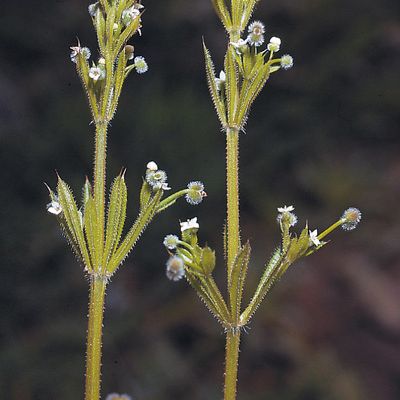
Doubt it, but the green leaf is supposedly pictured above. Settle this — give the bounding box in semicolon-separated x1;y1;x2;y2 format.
57;177;92;270
95;8;107;55
200;246;216;275
139;179;152;211
224;48;240;126
240;247;284;325
107;189;163;273
210;0;232;31
109;49;127;119
241;0;260;29
82;177;92;210
103;174;127;267
237;62;270;127
113;13;141;57
84;196;100;269
203;41;227;127
228;242;251;323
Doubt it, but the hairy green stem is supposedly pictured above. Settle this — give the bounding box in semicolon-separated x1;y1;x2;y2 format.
225;126;241;400
224;330;241;400
94;122;108;251
85;276;107;400
226;127;240;276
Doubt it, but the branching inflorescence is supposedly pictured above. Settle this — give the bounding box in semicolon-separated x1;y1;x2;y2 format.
162;0;362;399
46;1;205;399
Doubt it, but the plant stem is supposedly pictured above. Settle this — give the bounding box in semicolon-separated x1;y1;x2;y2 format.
85;276;107;400
225;126;241;400
224;330;241;400
94;121;108;252
226;127;240;277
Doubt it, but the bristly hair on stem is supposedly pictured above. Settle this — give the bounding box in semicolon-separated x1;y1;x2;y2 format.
46;2;206;399
161;1;362;400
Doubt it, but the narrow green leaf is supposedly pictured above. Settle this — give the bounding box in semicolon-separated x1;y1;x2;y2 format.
224;48;240;126
57;177;92;270
139;179;152;211
203;41;227;126
210;0;232;31
241;0;260;29
105;5;116;48
113;14;141;57
95;9;107;55
228;242;251;323
107;189;163;273
103;174;127;267
109;49;127;119
237;62;269;128
84;196;99;268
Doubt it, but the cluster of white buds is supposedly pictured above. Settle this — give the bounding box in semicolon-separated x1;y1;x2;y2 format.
180;217;200;232
145;161;170;190
277;205;298;227
185;181;207;205
121;3;143;28
229;21;294;72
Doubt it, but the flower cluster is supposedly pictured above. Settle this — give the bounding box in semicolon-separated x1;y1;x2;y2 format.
145;161;170;191
163;217;216;282
229;20;294;71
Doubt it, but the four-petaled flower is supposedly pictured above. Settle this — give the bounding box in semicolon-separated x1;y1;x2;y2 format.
180;217;199;232
277;205;294;213
309;229;321;247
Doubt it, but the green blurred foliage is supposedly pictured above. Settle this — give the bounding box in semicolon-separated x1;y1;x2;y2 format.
0;0;399;399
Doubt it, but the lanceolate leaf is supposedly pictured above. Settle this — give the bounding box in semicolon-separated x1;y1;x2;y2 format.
241;0;260;29
240;247;284;325
224;48;240;126
107;189;163;273
228;242;251;323
94;9;106;55
203;41;227;127
103;174;127;267
109;50;127;119
237;62;269;127
84;196;100;269
57;177;92;270
210;0;232;31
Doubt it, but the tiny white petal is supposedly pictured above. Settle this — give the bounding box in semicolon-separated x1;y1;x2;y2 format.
309;229;321;246
277;205;294;213
146;161;158;171
180;217;199;232
47;201;62;215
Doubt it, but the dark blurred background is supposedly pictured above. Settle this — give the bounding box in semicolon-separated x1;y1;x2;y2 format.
1;0;399;399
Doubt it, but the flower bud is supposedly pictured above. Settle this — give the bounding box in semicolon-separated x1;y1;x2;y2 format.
166;256;185;281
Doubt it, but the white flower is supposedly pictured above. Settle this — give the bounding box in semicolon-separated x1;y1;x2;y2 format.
230;38;248;54
89;66;105;81
267;36;281;52
134;56;148;74
146;161;158;171
146;169;167;189
70;45;91;63
281;54;294;70
309;229;321;246
215;71;226;91
185;181;206;205
161;183;171;191
122;7;140;27
47;200;62;215
88;2;99;17
277;205;294;213
180;217;199;232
